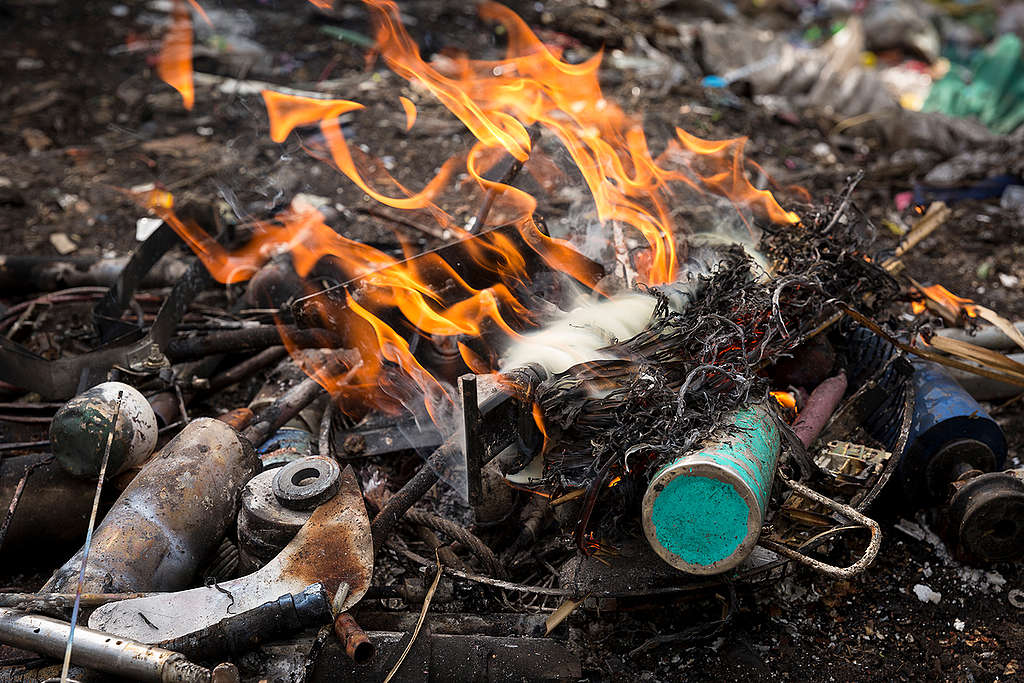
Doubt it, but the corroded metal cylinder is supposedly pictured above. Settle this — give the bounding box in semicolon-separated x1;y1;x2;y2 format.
237;469;313;573
642;404;780;575
49;381;158;478
0;608;236;683
43;418;260;593
901;360;1007;502
333;612;374;664
948;469;1024;563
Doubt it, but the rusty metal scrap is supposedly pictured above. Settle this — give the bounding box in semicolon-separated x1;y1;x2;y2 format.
43;418;260;594
87;465;373;643
0;607;239;683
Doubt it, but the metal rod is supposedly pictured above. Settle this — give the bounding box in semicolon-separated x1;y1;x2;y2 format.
460;374;483;510
0;608;234;683
758;473;882;579
242;373;329;448
61;391;122;682
165;327;342;362
206;346;289;392
0;593;157;608
0;458;47;552
371;437;458;550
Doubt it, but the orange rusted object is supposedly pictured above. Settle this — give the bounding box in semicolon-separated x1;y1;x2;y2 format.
334;612;375;663
217;407;255;431
88;465;373;643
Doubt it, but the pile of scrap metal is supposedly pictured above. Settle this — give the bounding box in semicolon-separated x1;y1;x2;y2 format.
1;196;1023;682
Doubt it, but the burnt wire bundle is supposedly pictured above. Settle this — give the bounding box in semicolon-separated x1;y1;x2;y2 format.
531;188;902;544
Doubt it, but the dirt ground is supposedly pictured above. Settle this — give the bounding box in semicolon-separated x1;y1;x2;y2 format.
1;1;1023;681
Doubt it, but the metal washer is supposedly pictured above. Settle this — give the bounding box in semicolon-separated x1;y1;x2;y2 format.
272;456;341;510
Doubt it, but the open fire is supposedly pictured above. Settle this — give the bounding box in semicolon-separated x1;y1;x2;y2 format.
5;2;1024;678
146;0;805;439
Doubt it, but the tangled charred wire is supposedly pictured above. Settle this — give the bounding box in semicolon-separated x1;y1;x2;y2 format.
530;183;901;546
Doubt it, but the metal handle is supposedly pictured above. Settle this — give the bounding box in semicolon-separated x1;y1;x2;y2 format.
757;472;882;579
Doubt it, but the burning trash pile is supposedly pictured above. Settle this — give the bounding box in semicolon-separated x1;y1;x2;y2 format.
1;0;1023;680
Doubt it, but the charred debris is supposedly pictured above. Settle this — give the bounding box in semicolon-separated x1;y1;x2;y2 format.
1;178;1021;681
3;1;1024;681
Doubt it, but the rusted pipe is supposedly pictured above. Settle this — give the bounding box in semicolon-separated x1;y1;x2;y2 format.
333;612;375;664
243;370;335;448
790;371;848;448
43;418;260;593
217;407;255;431
0;608;238;683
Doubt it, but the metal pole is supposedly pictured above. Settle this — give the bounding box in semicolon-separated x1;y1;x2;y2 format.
0;608;237;682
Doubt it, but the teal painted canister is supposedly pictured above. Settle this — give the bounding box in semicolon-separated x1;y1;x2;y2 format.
642;404;781;574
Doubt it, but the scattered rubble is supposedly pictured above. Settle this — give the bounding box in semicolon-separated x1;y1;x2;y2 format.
1;0;1023;680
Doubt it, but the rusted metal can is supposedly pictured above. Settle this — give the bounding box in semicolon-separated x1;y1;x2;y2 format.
947;469;1024;563
43;418;260;593
49;381;158;478
642;404;780;575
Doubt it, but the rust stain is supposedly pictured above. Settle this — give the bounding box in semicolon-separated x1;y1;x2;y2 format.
276;465;373;609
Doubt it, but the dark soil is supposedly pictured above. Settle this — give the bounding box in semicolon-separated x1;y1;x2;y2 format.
1;1;1022;681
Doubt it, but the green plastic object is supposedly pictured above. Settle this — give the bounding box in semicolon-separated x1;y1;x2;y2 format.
923;34;1024;135
642;404;781;575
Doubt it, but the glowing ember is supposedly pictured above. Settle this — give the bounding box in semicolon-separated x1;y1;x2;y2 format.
771;390;798;413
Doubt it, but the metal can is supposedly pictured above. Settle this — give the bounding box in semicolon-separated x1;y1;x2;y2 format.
43;418;260;593
901;360;1007;502
642;404;780;574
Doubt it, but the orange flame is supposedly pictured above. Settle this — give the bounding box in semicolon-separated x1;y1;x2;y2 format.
260;91;364;143
144;1;801;432
133;188;533;420
156;0;194;110
399;96;417;131
912;284;979;319
771;390;797;413
260;0;798;287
